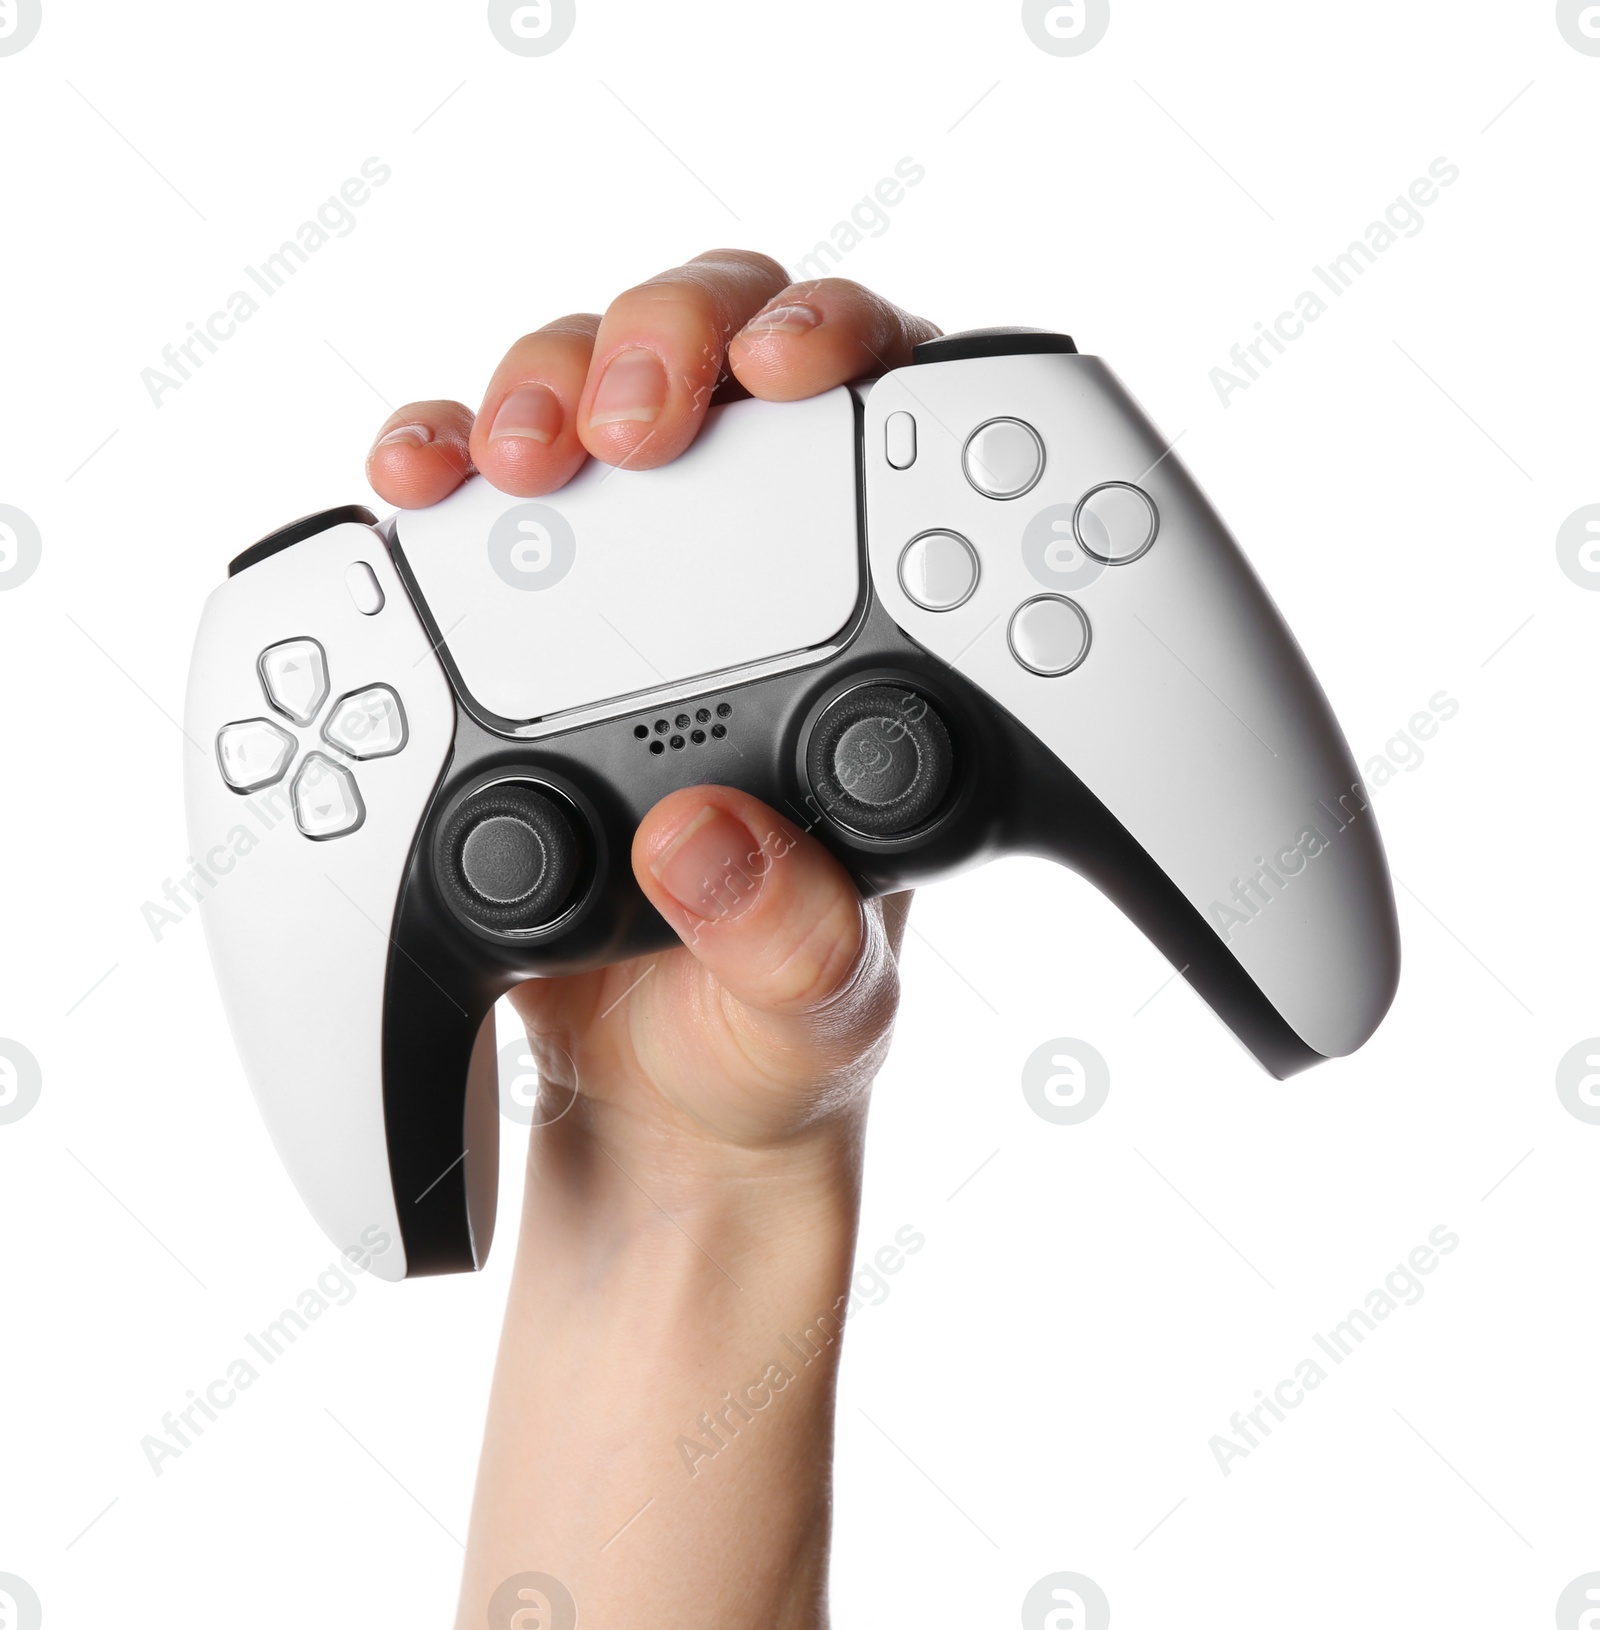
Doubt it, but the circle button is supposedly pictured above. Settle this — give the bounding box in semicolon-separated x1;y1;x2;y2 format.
963;419;1044;500
1009;596;1091;675
898;530;979;611
1077;482;1158;563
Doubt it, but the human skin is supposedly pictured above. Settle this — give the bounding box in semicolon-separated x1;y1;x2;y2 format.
364;251;939;1628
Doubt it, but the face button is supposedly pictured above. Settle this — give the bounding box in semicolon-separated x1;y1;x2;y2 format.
259;638;330;726
963;418;1045;500
344;560;386;615
1008;595;1091;676
885;411;917;470
216;719;295;792
438;782;583;934
1075;483;1159;564
898;531;979;612
323;686;408;759
291;753;366;840
806;684;955;838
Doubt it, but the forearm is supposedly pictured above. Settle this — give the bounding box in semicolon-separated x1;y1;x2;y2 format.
454;1101;866;1629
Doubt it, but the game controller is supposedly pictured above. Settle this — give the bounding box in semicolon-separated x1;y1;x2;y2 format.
184;327;1400;1282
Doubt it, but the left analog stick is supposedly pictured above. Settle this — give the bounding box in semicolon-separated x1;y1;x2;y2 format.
461;815;550;904
438;783;581;933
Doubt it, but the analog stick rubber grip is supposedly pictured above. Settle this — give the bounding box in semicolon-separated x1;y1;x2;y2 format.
807;684;954;837
438;783;580;932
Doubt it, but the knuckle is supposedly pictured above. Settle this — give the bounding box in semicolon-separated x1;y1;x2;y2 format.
691;246;788;282
536;312;603;340
622;253;789;335
617;275;720;321
777;276;864;307
396;398;464;421
763;895;871;1015
498;322;597;377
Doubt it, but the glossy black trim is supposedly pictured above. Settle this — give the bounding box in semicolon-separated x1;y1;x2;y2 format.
377;588;1321;1277
913;328;1078;365
228;505;378;577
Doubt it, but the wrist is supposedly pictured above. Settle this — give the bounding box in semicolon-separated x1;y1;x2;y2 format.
459;1090;862;1630
519;1080;866;1244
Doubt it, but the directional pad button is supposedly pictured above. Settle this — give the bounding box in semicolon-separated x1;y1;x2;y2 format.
259;638;329;726
322;685;408;760
216;719;296;792
292;752;366;840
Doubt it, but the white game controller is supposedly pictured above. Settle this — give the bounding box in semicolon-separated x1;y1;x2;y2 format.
185;328;1399;1280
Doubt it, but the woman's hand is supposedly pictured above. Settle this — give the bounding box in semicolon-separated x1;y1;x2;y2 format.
367;250;938;1163
367;250;939;1630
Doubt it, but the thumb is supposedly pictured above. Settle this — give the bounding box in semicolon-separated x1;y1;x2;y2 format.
631;785;889;1022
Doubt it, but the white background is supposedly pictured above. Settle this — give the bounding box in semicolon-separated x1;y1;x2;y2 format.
2;2;1596;1625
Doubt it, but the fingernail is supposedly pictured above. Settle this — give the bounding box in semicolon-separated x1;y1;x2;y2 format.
489;384;563;445
375;423;433;449
651;805;766;923
588;348;669;427
739;302;823;337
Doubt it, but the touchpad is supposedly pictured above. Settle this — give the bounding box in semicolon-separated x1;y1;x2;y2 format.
392;390;862;726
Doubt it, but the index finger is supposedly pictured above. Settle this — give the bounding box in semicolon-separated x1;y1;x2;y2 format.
575;248;790;469
727;279;941;401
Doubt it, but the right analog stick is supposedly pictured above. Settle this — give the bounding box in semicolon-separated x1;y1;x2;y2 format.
807;685;954;838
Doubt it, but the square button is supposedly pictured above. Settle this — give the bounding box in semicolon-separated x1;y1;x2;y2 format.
216;719;295;792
